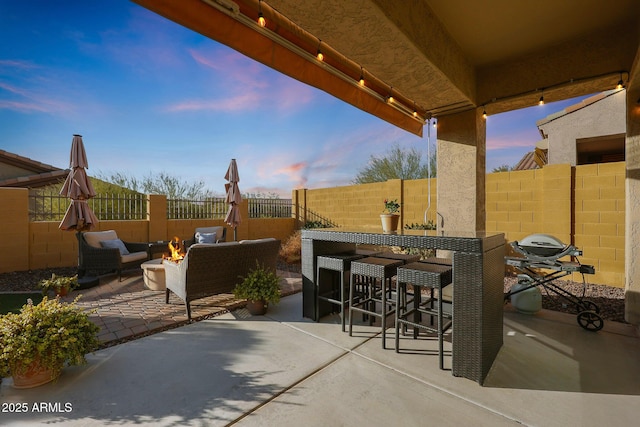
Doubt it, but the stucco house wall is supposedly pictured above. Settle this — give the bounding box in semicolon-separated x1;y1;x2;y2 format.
537;90;626;166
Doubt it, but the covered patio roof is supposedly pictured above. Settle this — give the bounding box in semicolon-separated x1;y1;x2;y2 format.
133;0;639;135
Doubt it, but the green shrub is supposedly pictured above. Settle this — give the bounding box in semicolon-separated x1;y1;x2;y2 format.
233;262;281;304
0;296;100;378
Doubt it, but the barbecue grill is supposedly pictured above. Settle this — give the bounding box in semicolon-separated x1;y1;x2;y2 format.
504;233;603;331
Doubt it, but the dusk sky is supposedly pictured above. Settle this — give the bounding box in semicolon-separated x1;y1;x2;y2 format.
1;1;593;197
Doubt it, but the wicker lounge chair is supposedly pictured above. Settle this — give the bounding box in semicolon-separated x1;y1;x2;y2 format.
164;238;280;320
77;230;149;281
183;226;227;249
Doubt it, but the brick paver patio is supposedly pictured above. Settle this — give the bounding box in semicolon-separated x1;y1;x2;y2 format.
58;269;302;345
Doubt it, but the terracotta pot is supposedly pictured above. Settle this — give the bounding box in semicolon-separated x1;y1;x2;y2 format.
380;214;400;233
56;286;69;297
12;360;60;389
246;299;267;315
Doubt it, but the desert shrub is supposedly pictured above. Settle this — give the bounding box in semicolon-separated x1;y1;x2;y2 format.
279;230;301;264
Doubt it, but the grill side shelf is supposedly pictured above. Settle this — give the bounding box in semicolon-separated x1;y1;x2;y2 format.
505;257;595;274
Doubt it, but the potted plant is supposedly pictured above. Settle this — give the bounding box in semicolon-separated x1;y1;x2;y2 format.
381;198;401;232
38;274;79;296
233;262;281;315
0;296;100;388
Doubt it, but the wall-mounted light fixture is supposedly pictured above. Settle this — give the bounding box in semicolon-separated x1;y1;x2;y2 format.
316;40;324;61
257;0;266;27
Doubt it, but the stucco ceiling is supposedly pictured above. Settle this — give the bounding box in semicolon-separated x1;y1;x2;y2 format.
266;0;640;116
426;0;638;67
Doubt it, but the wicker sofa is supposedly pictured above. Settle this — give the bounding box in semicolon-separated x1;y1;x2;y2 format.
183;226;227;249
77;230;149;280
163;238;281;320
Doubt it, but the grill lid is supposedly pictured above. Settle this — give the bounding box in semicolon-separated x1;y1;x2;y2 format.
516;234;566;257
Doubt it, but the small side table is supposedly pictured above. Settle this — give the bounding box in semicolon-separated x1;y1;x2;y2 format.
141;259;166;291
148;241;170;259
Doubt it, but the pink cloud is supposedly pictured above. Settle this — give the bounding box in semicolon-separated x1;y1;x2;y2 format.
276;162;307;174
486;134;539;151
187;47;315;114
0;82;73;114
486;117;542;151
0;100;51;113
274;161;309;188
165;91;262;112
0;60;39;70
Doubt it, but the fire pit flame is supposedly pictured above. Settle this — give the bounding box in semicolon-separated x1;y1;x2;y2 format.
163;237;185;262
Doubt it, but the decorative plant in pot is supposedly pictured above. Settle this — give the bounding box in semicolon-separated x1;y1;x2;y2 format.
233;262;281;315
0;296;100;388
381;198;401;232
38;274;79;297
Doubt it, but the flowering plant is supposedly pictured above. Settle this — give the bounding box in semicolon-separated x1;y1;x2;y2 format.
38;274;78;295
382;199;400;214
0;296;99;379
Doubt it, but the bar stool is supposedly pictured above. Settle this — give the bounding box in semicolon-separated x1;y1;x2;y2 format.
374;252;420;305
420;257;452;267
355;248;382;257
419;257;453;318
348;257;403;349
316;253;366;331
395;262;453;369
377;252;421;264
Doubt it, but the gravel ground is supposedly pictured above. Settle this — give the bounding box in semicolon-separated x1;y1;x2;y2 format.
504;275;626;323
0;266;627;324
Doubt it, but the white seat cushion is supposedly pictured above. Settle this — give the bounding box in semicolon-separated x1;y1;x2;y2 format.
122;251;148;263
84;230;119;248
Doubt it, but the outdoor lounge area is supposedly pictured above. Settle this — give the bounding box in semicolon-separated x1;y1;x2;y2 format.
1;0;640;424
1;267;639;426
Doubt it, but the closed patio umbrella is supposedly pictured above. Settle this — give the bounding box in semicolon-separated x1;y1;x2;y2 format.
59;134;99;231
224;158;242;241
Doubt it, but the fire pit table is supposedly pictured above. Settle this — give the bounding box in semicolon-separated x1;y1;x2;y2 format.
148;240;171;259
141;258;166;291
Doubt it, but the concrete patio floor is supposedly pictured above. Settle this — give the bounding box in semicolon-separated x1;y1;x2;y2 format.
1;268;639;426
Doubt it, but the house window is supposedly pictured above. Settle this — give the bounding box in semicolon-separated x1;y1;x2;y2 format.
576;134;625;165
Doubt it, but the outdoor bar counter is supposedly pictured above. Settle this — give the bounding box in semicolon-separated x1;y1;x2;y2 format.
301;227;506;385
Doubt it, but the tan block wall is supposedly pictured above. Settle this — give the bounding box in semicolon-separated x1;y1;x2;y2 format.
574;162;626;285
296;163;626;288
302;181;399;228
0;188;29;272
29;222;79;269
541;163;572;243
486;169;543;246
147;194;167;242
247;218;297;242
403;178;438;226
295;178;436;229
